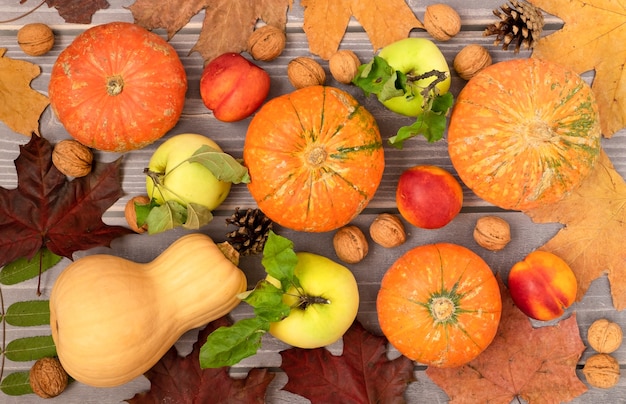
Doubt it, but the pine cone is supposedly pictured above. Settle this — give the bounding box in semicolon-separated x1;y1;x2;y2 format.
484;0;544;53
225;208;273;255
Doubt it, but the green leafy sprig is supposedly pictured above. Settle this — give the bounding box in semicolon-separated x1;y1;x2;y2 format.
352;56;454;148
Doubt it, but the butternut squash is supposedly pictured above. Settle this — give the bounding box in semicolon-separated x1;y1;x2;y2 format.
49;233;247;387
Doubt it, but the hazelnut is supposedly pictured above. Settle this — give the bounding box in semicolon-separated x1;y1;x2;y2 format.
247;25;286;62
29;357;68;398
454;44;492;80
424;4;461;42
287;57;326;89
333;225;368;264
17;23;55;56
473;216;511;251
588;319;623;354
52;139;93;177
328;50;361;84
125;195;151;234
582;353;620;389
369;213;406;248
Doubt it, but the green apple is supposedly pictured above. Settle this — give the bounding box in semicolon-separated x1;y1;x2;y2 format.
145;133;231;211
267;252;360;348
377;38;451;117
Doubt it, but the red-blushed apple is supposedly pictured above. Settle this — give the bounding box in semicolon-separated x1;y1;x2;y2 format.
508;250;577;321
200;52;270;122
396;165;463;229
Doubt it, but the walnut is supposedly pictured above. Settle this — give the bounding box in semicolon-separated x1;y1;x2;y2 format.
369;213;406;248
29;357;68;398
17;23;55;56
329;50;361;84
424;4;461;41
287;57;326;89
333;225;368;264
473;215;511;251
582;353;620;389
125;195;151;234
454;44;492;80
52;139;93;177
247;25;286;62
587;318;623;354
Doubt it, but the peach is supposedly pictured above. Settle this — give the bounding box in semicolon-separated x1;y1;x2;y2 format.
395;165;463;229
199;52;270;122
508;250;577;321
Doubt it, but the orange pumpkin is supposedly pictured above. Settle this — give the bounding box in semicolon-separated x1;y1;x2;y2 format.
377;243;502;368
448;58;601;211
243;86;385;232
49;22;187;152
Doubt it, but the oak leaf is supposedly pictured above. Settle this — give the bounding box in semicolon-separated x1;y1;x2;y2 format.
45;0;110;24
301;0;424;60
126;316;275;404
530;0;626;137
280;321;416;403
0;49;49;137
0;135;133;268
525;150;626;310
426;277;587;404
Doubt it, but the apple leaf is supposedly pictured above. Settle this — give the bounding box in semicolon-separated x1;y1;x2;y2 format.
187;145;251;184
127;316;275;404
389;92;454;147
280;321;416;403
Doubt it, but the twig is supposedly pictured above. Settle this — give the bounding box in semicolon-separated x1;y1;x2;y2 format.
0;0;47;24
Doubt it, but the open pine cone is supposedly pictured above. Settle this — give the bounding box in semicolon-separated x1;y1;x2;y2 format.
484;0;544;53
225;207;273;255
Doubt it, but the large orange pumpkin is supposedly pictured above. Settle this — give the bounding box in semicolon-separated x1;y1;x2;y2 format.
49;22;187;153
448;58;601;211
243;86;385;232
377;243;502;368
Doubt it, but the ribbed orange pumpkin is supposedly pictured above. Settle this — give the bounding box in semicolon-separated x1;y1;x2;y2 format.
377;243;502;368
448;58;601;211
49;22;187;152
244;86;384;232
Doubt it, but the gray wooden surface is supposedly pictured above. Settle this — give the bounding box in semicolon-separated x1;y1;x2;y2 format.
0;0;625;402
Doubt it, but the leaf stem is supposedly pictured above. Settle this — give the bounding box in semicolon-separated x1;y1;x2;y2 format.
0;285;5;382
0;0;46;23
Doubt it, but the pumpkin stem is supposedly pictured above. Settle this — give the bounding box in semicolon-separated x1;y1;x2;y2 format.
430;296;455;323
306;146;327;167
106;75;125;96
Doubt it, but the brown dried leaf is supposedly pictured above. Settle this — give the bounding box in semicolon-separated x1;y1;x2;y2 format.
301;0;424;60
45;0;110;24
128;0;210;39
0;49;49;137
530;0;626;137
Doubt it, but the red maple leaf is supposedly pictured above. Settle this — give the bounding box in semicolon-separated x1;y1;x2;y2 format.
280;321;416;403
0;135;133;267
126;316;275;404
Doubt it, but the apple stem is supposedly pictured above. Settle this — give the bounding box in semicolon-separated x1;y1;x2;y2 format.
406;69;449;105
295;295;330;310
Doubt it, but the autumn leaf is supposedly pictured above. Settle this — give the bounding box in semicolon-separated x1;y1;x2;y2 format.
301;0;424;60
0;135;133;268
426;277;587;404
126;316;275;404
45;0;110;24
128;0;209;39
525;150;626;310
0;48;49;137
280;321;416;403
530;0;626;137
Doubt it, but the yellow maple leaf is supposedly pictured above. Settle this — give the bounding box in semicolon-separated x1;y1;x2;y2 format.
0;49;49;137
525;150;626;310
530;0;626;137
301;0;424;60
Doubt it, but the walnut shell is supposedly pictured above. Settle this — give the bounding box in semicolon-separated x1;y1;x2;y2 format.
588;319;623;354
52;139;93;177
424;4;461;41
582;353;620;389
369;213;406;248
473;215;511;251
333;225;368;264
329;50;361;84
17;23;55;56
247;25;286;61
125;195;151;234
287;57;326;89
29;357;68;398
454;44;492;80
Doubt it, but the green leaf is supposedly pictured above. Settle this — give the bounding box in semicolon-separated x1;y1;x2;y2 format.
145;200;188;234
188;145;251;184
135;198;158;227
5;335;56;362
352;56;397;97
244;280;291;322
182;203;213;229
261;231;299;289
0;249;62;285
0;371;32;396
4;300;50;326
199;317;269;368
